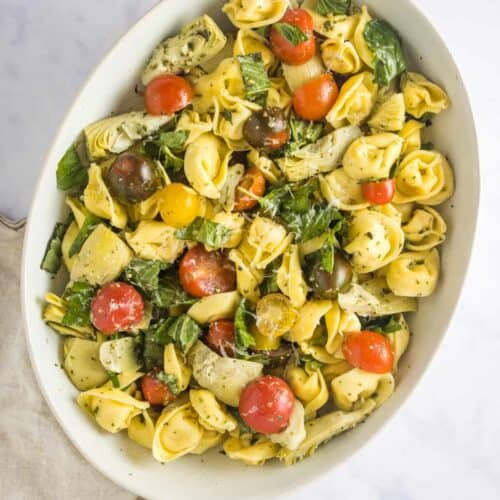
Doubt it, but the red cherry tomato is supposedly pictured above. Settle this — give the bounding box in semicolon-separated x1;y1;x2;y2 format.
292;73;339;121
362;179;396;205
206;320;236;357
141;369;176;406
90;282;144;335
342;331;394;374
144;75;193;115
239;376;295;434
178;244;236;298
234;167;266;212
270;9;316;65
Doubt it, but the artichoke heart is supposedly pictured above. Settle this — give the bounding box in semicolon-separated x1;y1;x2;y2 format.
142;15;227;85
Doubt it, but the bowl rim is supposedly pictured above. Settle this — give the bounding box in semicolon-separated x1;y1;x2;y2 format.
20;0;481;498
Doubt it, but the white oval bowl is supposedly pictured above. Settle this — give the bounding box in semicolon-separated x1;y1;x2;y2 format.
21;1;480;498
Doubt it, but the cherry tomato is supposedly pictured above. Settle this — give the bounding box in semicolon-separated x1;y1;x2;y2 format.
362;179;396;205
270;9;316;65
239;376;295;434
206;320;236;357
179;244;236;298
90;282;144;335
159;182;202;228
342;331;394;374
144;75;193;115
141;369;176;406
292;73;339;121
234;167;266;212
242;107;290;152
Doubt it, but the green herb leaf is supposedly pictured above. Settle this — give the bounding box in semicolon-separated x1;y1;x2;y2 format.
107;371;120;388
361;315;402;334
68;212;101;257
300;354;324;371
156;371;180;394
61;281;96;328
123;259;169;297
40;220;70;274
153;314;201;354
143;329;165;371
237;53;271;106
222;109;233;124
273;23;309;46
234;299;256;352
56;144;88;192
363;19;407;87
227;407;253;434
421;142;434;151
151;276;197;309
320;231;336;274
285;116;324;156
143;130;188;172
175;217;231;248
158;130;188;152
282;178;318;214
316;0;351;16
258;184;291;217
260;258;281;295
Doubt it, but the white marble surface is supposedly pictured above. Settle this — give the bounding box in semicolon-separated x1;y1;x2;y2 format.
1;0;499;498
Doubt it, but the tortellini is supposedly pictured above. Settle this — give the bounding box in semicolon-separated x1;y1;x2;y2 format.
184;133;230;199
323;301;361;355
152;401;204;462
393;150;454;205
124;221;186;263
126;191;162;223
188;291;241;324
190;389;237;433
402;72;450;119
399;120;425;155
387;315;411;370
229;248;265;302
353;5;375;68
287;300;333;343
223;435;279;465
71;224;133;285
267;77;292;110
326;72;378;128
164;343;192;392
247;149;281;184
141;15;227;85
386;249;440;297
331;368;395;411
176;109;213;146
344;210;405;273
268;401;306;451
233;29;275;70
319;169;369;211
321;38;362;75
277;244;308;308
210;212;246;248
128;411;155;449
99;336;142;374
223;0;288;29
83;164;127;229
84;112;171;160
403;205;447;251
368;93;406;132
343;133;404;181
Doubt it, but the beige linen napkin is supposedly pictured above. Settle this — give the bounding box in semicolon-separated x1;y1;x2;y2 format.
0;224;134;500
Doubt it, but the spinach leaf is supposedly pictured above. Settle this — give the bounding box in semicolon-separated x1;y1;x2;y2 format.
300;354;324;371
123;259;169;297
175;217;231;247
56;144;88;192
234;299;256;352
260;258;281;295
143;130;188;172
237;53;271;106
273;23;309;46
282;178;318;214
284;116;324;156
316;0;351;16
68;212;101;257
152;314;201;354
364;19;406;87
151;275;197;309
258;184;291;217
361;315;402;334
143;329;165;371
40;220;70;274
156;371;180;394
62;281;96;328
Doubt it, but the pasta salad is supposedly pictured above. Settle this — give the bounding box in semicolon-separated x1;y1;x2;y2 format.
41;0;452;466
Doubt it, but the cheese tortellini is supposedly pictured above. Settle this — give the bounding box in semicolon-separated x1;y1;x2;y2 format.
319;169;369;211
277;244;308;308
234;29;275;70
403;205;447;251
400;120;425;155
321;37;362;75
368;93;406;132
402;72;450;119
222;0;288;29
286;365;329;418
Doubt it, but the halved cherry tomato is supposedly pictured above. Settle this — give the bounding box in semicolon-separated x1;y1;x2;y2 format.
292;73;339;121
90;282;144;335
141;369;176;406
234;167;266;212
144;75;193;115
239;375;295;434
206;320;236;357
159;182;202;228
270;9;316;65
362;178;396;205
343;331;394;374
179;244;236;298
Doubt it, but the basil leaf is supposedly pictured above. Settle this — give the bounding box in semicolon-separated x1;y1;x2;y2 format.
56;144;88;192
158;130;188;152
156;371;180;394
234;299;256;352
282;179;318;214
62;281;96;328
143;329;165;371
160;314;202;354
123;259;169;297
258;184;291;217
284;116;324;156
361;315;402;334
68;212;101;257
40;220;70;274
175;217;231;247
316;0;351;15
151;276;197;308
260;259;281;295
320;231;336;274
143;130;187;172
107;371;120;388
363;19;406;87
237;53;271;106
300;354;324;371
273;23;309;46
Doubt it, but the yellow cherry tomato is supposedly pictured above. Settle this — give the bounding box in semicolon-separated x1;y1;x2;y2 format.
159;183;201;228
256;293;298;338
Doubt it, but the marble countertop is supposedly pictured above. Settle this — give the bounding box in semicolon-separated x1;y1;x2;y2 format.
1;0;499;498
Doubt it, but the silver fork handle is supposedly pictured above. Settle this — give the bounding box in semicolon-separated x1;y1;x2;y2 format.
0;213;26;231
